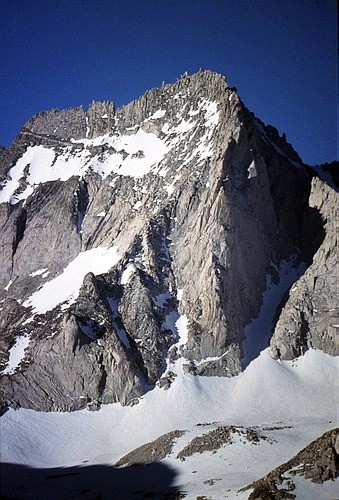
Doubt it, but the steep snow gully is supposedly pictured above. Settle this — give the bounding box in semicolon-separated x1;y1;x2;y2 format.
241;254;306;369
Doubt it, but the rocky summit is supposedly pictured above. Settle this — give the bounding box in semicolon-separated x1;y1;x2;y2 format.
0;70;337;412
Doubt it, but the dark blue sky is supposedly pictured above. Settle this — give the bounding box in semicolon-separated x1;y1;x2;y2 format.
0;0;336;165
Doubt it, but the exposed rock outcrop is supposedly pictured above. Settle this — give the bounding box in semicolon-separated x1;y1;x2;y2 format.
115;425;267;466
243;428;338;499
116;430;185;466
177;426;264;461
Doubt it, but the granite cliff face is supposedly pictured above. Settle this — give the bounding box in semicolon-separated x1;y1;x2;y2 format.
0;70;337;411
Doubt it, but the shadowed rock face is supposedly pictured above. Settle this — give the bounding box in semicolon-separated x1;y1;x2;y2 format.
0;70;337;412
270;177;338;360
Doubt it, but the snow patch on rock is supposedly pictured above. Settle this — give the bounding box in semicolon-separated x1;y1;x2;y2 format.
23;246;121;315
2;334;31;375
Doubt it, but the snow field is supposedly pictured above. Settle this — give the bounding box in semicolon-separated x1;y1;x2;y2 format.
1;348;337;470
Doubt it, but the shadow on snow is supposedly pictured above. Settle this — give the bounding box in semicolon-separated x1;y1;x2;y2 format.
0;461;181;499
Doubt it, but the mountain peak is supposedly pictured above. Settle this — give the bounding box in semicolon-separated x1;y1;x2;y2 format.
0;71;337;415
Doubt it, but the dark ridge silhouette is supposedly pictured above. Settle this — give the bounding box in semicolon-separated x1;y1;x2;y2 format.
0;461;182;499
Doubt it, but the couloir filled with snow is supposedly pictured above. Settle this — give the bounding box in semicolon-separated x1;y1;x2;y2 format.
242;254;306;369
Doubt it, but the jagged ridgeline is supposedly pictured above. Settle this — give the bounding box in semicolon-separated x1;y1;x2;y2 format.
0;70;337;411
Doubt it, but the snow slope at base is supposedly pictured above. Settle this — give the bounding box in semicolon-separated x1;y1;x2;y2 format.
165;424;339;499
1;349;337;498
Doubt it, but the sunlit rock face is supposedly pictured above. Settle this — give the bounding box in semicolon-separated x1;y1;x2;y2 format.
0;70;337;411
